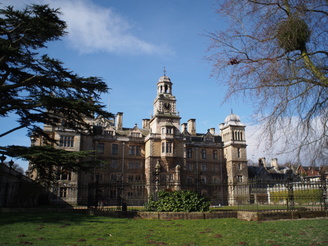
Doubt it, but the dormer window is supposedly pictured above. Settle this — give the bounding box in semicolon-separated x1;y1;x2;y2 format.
104;130;113;137
162;127;173;134
131;132;140;138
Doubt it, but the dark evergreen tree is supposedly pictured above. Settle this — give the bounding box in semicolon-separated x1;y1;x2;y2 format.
0;4;112;183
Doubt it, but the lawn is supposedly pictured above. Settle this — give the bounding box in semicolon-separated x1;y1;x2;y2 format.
0;212;327;245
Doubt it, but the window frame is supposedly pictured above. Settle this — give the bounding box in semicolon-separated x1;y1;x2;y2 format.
97;143;105;154
112;144;118;155
59;135;74;148
201;149;207;159
187;148;192;158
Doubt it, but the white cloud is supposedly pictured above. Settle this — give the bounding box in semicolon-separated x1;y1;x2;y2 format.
1;0;172;55
245;123;291;165
245;115;326;166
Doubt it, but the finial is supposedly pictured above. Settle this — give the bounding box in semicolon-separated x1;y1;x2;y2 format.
231;109;233;114
163;66;166;76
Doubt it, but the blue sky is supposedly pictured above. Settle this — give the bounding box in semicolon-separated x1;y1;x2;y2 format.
1;0;283;170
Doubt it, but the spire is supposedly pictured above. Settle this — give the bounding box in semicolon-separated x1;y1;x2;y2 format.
163;66;166;76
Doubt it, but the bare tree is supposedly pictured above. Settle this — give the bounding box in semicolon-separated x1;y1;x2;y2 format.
207;0;328;165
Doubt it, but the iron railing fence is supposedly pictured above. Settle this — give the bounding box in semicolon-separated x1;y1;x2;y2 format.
2;175;325;211
85;179;327;212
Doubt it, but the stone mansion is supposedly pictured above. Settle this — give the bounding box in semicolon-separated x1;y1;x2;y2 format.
28;74;249;206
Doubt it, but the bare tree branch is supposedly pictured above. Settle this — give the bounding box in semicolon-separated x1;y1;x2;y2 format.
207;0;328;165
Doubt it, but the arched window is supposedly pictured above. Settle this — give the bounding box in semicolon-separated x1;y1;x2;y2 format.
164;84;168;93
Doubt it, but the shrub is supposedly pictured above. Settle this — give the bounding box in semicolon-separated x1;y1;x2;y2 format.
145;190;211;212
270;189;323;204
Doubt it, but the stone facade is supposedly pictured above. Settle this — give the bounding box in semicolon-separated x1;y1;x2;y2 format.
28;74;249;206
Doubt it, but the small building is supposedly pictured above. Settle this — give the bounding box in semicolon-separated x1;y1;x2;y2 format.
296;165;327;181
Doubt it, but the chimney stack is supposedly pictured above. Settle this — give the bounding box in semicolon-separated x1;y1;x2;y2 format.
142;119;150;129
187;119;196;136
258;157;267;168
181;123;187;132
115;112;123;130
271;158;279;169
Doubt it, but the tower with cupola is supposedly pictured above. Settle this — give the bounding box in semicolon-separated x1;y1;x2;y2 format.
150;74;180;133
145;73;183;197
220;113;249;205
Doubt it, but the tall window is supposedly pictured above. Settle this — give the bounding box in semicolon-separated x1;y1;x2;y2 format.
59;135;74;148
60;187;67;198
61;169;71;180
187;148;192;158
135;175;141;181
57;167;71;180
213;150;218;160
136;146;141;156
128;175;134;182
128;161;141;169
129;146;135;155
201;149;206;159
237;148;241;158
201;164;207;171
97;143;104;154
128;192;134;199
162;142;173;153
129;146;141;156
167;143;172;153
237;175;243;182
112;144;118;155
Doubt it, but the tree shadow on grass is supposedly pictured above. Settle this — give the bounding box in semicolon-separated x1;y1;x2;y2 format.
0;212;128;226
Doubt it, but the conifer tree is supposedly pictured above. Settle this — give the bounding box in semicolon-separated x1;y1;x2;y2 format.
0;4;112;182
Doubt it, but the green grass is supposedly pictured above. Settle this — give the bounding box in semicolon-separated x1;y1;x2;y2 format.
0;213;327;245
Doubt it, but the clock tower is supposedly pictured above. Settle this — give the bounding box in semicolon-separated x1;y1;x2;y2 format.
145;73;183;197
150;73;180;133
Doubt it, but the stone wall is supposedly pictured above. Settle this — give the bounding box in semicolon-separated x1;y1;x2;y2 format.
237;210;327;221
1;207;326;221
0;163;48;207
